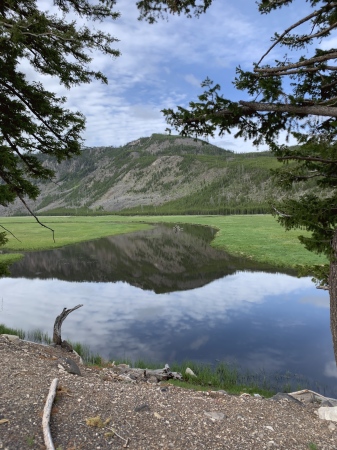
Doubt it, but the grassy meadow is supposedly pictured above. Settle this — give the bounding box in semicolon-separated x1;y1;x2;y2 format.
0;214;328;269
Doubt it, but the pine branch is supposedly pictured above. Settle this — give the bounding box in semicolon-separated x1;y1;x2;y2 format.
257;6;333;66
255;52;337;74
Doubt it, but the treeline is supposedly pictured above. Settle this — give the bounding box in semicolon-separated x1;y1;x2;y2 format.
24;205;269;217
118;206;270;216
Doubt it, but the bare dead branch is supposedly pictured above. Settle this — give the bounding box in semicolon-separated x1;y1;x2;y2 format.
257;6;330;66
272;206;292;217
16;195;55;242
0;224;21;242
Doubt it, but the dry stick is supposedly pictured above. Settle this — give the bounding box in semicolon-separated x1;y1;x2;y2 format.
42;378;58;450
109;427;129;447
17;195;56;242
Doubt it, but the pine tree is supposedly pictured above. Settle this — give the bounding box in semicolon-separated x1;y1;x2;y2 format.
0;0;119;214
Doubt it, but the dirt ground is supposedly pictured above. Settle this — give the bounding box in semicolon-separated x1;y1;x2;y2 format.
1;335;337;450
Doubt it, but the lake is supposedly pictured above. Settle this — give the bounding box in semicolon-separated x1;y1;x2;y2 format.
0;224;335;395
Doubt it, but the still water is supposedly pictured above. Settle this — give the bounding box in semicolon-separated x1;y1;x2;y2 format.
0;224;334;394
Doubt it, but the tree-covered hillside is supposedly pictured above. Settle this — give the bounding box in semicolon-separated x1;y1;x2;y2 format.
0;134;322;216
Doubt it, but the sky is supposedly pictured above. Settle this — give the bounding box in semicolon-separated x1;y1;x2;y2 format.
33;0;318;152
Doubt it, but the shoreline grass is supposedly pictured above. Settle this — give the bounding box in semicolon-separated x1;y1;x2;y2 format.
1;324;327;398
0;214;328;269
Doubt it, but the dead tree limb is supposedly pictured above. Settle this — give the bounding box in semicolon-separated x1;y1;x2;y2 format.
42;378;58;450
53;304;83;350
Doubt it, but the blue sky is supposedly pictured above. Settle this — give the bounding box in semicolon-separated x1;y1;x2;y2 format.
35;0;322;152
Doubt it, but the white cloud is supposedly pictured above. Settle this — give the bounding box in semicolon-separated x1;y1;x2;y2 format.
22;1;308;152
13;0;305;152
184;74;200;87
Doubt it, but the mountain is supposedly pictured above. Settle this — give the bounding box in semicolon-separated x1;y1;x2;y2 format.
0;133;318;216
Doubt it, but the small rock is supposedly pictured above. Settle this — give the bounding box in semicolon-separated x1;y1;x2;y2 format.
210;390;227;397
154;412;163;419
185;367;197;377
58;364;66;373
253;393;263;398
328;423;336;432
72;349;84;365
117;364;130;369
318;406;337;422
217;390;227;395
204;411;226;421
1;334;19;342
134;404;150;413
264;426;274;432
58;357;82;376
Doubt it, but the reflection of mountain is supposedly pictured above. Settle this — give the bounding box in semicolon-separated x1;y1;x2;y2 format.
9;224;292;293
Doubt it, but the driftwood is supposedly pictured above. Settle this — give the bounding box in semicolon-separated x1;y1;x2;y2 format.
112;363;182;382
53;304;83;350
143;363;183;381
42;378;58;450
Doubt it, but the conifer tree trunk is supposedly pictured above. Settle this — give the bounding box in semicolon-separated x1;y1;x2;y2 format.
329;228;337;366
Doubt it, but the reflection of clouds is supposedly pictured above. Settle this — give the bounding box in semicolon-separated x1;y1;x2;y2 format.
0;272;328;364
324;361;337;379
189;335;209;350
274;319;306;329
300;295;330;309
244;349;286;373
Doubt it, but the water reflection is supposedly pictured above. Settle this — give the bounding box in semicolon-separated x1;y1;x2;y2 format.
0;224;334;395
1;273;333;390
8;224;293;293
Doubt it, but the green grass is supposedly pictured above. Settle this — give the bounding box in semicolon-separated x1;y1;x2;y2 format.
0;216;151;252
0;323;25;339
308;444;318;450
26;436;35;448
69;340;102;365
0;214;327;269
26;329;52;345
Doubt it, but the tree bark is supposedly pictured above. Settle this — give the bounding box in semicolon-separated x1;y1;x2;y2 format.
329;228;337;366
53;304;83;348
